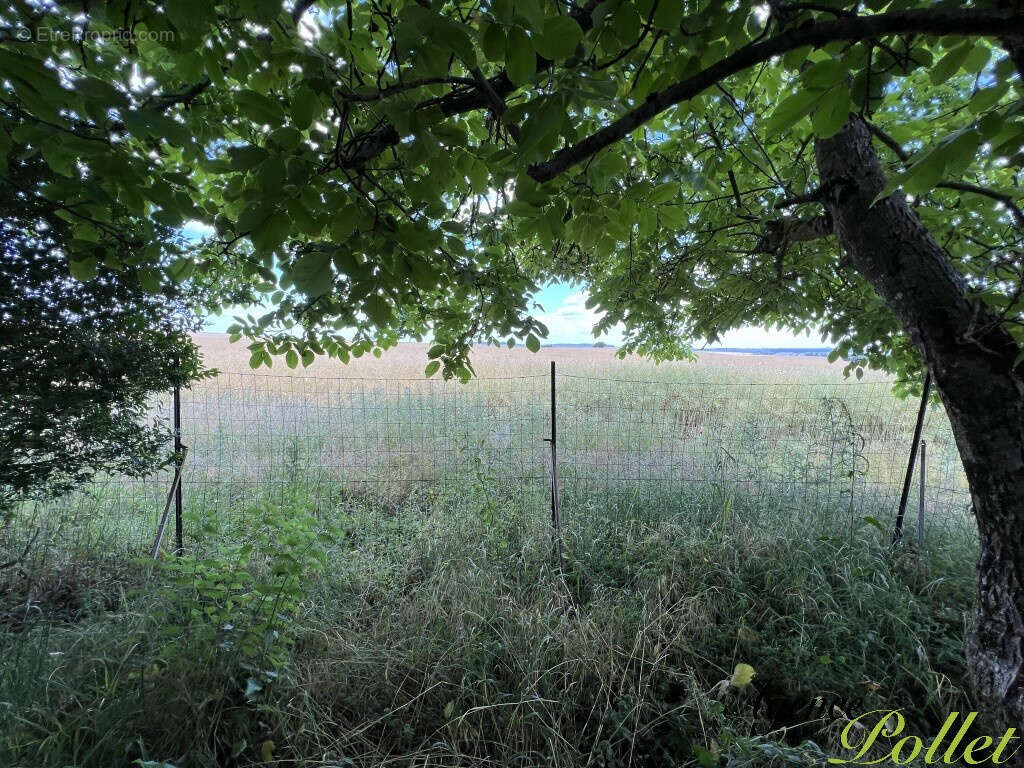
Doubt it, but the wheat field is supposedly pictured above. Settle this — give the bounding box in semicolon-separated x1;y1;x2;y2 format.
196;332;854;381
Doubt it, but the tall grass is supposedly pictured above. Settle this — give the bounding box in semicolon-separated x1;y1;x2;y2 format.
1;482;976;767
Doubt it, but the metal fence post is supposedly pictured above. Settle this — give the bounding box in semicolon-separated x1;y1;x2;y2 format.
547;361;565;573
918;440;927;551
173;361;184;555
893;371;931;545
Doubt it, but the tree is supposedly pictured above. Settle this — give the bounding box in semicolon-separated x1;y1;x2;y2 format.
2;0;1024;723
0;155;207;513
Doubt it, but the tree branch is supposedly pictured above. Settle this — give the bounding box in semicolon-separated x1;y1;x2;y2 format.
865;121;909;162
528;9;1024;182
759;215;834;251
338;76;477;103
146;80;211;113
336;0;601;169
469;67;520;143
775;187;825;209
937;181;1024;230
291;0;317;24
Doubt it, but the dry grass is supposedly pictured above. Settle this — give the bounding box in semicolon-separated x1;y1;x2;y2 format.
194;333;856;383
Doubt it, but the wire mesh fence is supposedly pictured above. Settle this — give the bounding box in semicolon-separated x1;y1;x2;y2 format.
558;374;970;534
1;366;973;576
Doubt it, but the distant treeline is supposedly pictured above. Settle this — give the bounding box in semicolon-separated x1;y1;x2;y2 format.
540;344;833;357
703;348;832;357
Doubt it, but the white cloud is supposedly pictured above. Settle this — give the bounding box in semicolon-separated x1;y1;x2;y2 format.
708;325;826;349
535;290;625;345
534;290;824;349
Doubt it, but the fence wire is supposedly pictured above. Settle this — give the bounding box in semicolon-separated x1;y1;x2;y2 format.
1;368;973;577
557;375;970;534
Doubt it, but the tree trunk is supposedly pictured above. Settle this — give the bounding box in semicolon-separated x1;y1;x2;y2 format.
814;115;1024;729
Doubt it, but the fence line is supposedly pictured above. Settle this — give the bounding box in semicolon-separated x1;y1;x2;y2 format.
1;367;973;569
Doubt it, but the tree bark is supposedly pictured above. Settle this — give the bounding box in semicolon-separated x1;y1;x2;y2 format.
814;116;1024;729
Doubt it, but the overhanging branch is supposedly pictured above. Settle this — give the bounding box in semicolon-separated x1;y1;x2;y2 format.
866;122;1024;229
758;215;834;253
337;0;600;170
528;9;1024;183
937;181;1024;230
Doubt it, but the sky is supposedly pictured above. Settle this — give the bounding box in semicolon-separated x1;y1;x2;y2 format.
525;282;824;348
203;280;826;349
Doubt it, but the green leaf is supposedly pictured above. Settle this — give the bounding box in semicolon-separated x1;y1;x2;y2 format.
164;0;216;36
693;745;716;768
902;154;947;198
291;86;319;130
930;42;971;86
862;515;885;532
285;348;299;369
519;100;565;156
801;58;847;90
969;82;1010;115
69;256;98;281
241;0;281;23
228;144;270;171
962;42;990;75
533;16;583;61
409;259;440;291
653;1;683;32
236;89;286;125
169;257;196;283
363;294;393;325
250;212;291;254
649;182;679;204
425;360;441;377
434;21;477;63
811;86;851;139
764;89;823;136
291;250;333;296
481;23;507;62
525;333;540;352
506;28;535;86
138;268;163;294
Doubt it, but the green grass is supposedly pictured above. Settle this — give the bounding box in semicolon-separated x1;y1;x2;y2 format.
0;363;979;767
0;481;977;768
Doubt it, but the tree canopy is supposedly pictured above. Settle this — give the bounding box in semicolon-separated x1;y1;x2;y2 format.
1;1;1021;385
0;154;207;511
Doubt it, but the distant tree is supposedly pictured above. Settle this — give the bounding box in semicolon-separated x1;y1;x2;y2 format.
3;0;1024;725
593;341;608;348
0;157;207;513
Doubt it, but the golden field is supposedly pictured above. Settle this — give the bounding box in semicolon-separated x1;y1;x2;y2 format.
194;332;857;383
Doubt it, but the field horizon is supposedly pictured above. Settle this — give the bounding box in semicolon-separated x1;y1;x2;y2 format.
193;332;854;381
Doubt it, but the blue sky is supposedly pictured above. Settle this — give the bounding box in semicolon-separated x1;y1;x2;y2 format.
203;279;825;348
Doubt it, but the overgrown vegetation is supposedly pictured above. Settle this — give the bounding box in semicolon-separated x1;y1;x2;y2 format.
0;156;207;515
0;483;975;767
